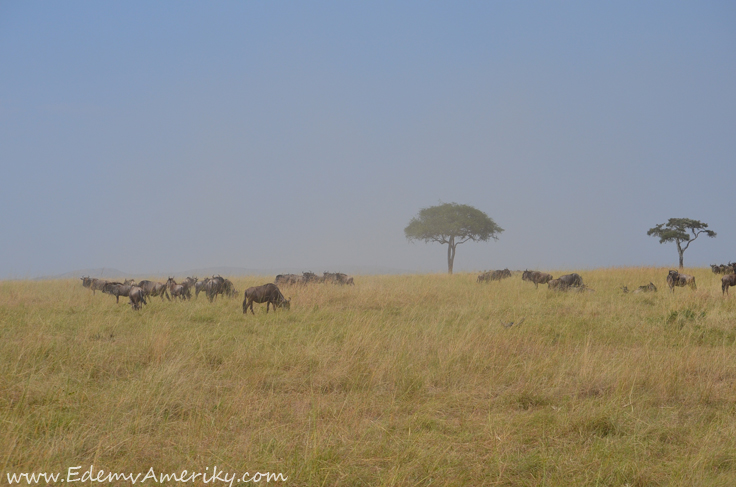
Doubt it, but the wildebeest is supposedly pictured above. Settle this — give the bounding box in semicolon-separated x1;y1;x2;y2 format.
478;269;511;283
274;274;305;286
201;275;235;302
128;287;147;310
194;278;210;298
166;277;192;300
548;279;594;293
557;273;583;287
548;278;565;290
522;270;553;289
302;271;323;283
242;283;290;314
666;270;696;293
102;282;145;304
81;277;108;295
722;274;736;296
137;280;171;301
632;282;657;294
326;272;354;285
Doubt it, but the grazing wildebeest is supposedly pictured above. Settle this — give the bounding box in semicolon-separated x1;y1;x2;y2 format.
558;273;583;287
166;277;191;300
522;270;553;289
137;280;171;301
666;270;696;293
722;274;736;296
632;282;657;294
242;283;290;315
128;287;147;310
711;264;722;274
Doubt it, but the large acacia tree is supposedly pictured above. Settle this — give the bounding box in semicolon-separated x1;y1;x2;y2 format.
647;218;716;269
405;203;503;274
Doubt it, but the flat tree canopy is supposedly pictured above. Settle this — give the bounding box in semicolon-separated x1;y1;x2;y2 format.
647;218;716;269
405;202;503;274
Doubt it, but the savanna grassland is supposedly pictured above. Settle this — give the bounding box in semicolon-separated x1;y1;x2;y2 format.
2;268;736;486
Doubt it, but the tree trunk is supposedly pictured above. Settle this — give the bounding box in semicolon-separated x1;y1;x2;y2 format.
677;240;684;269
447;236;456;274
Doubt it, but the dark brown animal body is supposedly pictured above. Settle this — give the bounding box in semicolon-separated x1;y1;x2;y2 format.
722;274;736;296
558;273;583;287
522;270;553;289
137;280;171;301
166;278;192;300
242;283;290;314
274;274;305;286
81;277;109;294
322;272;354;285
478;269;512;283
202;276;235;302
128;287;147;310
666;270;696;293
102;283;147;306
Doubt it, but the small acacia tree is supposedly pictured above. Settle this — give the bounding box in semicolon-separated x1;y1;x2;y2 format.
647;218;716;269
405;202;503;274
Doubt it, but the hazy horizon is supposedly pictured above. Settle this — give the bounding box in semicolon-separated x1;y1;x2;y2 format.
2;2;734;279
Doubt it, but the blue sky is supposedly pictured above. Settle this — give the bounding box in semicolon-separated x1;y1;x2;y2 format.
1;2;735;277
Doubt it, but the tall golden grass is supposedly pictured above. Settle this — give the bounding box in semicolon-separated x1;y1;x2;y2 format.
2;267;736;485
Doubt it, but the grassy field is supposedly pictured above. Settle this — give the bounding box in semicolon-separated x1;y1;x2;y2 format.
2;268;736;486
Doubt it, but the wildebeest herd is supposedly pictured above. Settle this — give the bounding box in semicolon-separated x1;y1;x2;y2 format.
480;266;736;296
80;271;355;312
80;263;736;314
275;271;355;286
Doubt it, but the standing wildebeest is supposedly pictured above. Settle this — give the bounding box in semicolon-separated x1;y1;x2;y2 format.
478;269;512;283
203;275;227;302
137;280;171;301
81;277;109;294
522;270;553;289
242;283;290;314
166;277;192;300
195;278;210;298
128;287;147;310
666;270;696;293
102;282;146;304
275;274;305;286
722;274;736;296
